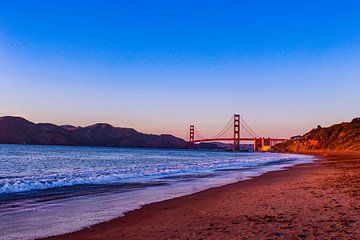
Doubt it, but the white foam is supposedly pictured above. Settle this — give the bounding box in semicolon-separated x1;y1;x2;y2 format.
0;152;316;240
0;152;312;194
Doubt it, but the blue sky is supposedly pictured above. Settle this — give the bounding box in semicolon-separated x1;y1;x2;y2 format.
0;1;359;139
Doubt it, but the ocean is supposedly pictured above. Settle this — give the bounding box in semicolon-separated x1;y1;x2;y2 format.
0;144;315;240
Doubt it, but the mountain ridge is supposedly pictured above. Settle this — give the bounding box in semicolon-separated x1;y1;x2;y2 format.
0;116;188;148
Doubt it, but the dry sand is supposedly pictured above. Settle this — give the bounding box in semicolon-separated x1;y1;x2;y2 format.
43;152;360;239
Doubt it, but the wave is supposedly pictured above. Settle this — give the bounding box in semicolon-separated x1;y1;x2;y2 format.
0;152;313;194
0;148;317;240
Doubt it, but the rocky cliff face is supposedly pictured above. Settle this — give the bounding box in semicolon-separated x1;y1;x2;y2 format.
273;118;360;152
0;116;188;148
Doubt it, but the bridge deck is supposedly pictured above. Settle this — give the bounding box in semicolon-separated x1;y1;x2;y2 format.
192;138;288;143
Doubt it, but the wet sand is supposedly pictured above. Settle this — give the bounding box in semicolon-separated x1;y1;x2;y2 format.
43;152;360;239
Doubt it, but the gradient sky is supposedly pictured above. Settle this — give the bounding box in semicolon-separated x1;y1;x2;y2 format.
0;1;359;139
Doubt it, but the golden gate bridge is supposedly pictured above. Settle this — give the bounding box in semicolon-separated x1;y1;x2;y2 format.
187;114;288;151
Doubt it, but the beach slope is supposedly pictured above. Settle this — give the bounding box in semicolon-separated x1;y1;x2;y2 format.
43;152;360;239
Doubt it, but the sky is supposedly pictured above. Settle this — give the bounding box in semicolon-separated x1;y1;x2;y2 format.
0;1;359;139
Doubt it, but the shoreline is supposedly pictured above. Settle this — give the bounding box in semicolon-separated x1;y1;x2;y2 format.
42;151;360;239
40;155;318;240
1;150;312;240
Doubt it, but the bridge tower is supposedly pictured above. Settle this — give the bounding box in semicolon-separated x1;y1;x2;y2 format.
189;125;195;144
233;114;240;151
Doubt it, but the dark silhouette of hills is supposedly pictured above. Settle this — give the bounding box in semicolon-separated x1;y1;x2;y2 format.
273;118;360;152
0;116;188;148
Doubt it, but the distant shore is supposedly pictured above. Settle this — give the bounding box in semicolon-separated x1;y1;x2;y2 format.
42;151;360;239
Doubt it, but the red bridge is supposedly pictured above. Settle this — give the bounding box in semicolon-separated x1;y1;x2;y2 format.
188;114;288;151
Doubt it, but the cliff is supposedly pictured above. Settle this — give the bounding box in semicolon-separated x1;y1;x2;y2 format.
273;118;360;152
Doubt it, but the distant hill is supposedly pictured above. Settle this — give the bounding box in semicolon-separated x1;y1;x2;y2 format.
273;118;360;152
0;116;188;149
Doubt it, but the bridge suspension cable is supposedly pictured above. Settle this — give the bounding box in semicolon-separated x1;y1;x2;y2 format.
240;116;259;138
185;130;190;142
187;113;288;151
194;128;206;140
213;115;234;138
189;114;261;141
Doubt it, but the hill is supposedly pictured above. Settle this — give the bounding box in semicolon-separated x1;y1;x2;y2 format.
0;116;188;148
273;118;360;152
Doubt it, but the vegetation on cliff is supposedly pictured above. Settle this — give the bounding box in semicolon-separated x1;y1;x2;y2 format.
273;118;360;152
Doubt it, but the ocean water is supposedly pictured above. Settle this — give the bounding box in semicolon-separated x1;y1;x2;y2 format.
0;144;316;240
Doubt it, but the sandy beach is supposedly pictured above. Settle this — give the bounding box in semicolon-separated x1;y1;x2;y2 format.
42;152;360;239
